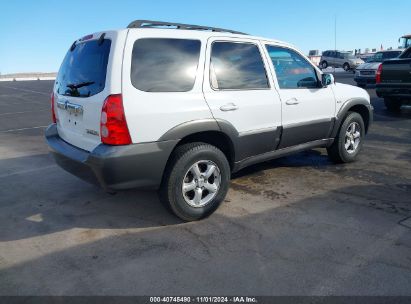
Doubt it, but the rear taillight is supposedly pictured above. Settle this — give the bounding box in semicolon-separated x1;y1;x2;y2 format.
50;92;57;123
376;63;383;84
100;94;132;145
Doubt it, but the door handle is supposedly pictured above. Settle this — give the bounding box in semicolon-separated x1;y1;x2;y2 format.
220;103;239;111
285;98;299;105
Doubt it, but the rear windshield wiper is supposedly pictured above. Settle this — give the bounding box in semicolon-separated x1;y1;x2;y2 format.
66;81;95;89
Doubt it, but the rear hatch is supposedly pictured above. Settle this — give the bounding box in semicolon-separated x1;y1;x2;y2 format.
54;33;113;151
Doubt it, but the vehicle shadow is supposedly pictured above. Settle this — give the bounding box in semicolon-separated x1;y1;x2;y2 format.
370;98;411;122
0;148;347;242
0;154;182;242
1;184;410;295
232;149;331;180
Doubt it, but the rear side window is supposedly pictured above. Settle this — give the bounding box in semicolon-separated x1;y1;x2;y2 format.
131;38;201;92
210;42;269;90
56;39;111;97
400;48;411;58
266;46;319;89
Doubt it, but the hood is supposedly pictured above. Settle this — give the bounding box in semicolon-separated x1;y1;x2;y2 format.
332;82;370;105
356;62;381;70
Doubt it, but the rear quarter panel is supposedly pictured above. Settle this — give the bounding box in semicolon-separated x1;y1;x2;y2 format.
121;29;213;144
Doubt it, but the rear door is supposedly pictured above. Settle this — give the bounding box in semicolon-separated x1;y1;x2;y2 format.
203;37;282;160
54;31;125;151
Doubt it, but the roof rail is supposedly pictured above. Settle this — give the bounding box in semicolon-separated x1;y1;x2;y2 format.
127;20;247;35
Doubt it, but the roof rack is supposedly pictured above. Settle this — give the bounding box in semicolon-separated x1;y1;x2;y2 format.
127;20;247;35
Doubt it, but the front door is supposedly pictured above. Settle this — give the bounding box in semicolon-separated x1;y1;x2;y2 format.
264;45;336;148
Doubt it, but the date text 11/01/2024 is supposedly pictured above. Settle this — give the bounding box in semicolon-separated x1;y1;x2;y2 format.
149;296;258;303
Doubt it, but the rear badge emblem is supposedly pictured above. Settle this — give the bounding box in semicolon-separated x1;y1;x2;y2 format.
57;100;83;115
86;129;99;136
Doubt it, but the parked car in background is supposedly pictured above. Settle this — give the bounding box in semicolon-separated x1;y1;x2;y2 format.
376;47;411;111
354;50;402;87
320;50;364;71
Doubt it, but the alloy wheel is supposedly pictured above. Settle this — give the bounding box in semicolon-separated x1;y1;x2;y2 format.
182;160;221;208
344;122;361;154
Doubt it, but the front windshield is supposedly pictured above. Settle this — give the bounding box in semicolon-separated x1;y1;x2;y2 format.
364;56;375;63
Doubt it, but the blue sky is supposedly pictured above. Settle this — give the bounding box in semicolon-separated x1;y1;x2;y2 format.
0;0;409;74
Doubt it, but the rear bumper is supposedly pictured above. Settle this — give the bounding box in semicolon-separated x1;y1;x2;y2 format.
376;84;411;99
354;76;376;85
45;124;177;191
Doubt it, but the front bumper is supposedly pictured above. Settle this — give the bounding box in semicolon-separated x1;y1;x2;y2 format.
45;124;178;191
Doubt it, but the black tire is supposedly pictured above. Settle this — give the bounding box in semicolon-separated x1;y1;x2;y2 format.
356;83;366;88
320;61;328;69
159;142;230;221
327;112;365;163
343;63;350;71
384;98;402;112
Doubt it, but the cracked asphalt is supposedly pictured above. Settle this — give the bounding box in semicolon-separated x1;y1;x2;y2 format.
0;74;410;295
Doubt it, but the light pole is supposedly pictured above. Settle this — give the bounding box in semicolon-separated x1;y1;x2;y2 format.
334;14;337;51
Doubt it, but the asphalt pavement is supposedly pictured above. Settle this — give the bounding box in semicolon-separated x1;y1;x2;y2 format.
0;75;410;295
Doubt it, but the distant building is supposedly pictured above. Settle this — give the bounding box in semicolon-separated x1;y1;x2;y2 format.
307;50;321;66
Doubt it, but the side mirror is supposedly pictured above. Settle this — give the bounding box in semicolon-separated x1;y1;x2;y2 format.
322;73;334;87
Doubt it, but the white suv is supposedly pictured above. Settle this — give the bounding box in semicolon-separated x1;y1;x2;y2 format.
46;20;373;221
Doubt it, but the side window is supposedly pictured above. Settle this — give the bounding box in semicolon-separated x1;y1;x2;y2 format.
400;48;411;58
266;45;319;89
131;38;201;92
210;42;269;90
323;51;329;57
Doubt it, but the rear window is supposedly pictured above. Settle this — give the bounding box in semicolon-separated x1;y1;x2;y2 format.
56;39;111;97
131;38;201;92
